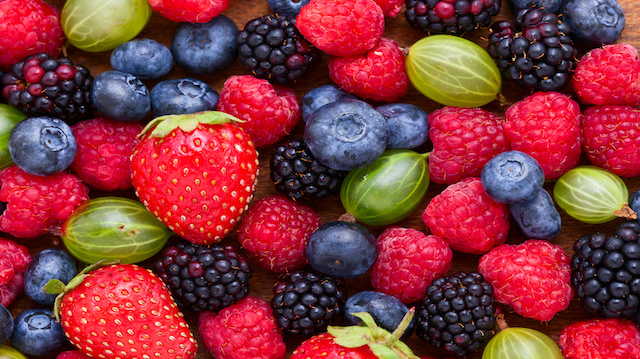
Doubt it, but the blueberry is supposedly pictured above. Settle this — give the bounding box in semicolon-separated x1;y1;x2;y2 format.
305;221;378;279
171;15;239;75
150;78;220;117
304;98;389;171
375;103;429;149
10;308;65;356
507;0;565;13
481;150;545;204
561;0;625;47
509;189;562;240
345;291;415;340
8;116;77;176
267;0;311;18
301;84;358;122
630;190;640;214
24;249;77;306
91;70;150;122
110;38;173;80
0;303;13;345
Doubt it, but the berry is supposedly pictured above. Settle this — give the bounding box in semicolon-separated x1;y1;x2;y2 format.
481;150;545;205
507;0;565;13
291;332;376;358
509;189;562;240
344;291;415;340
23;248;77;306
57;351;90;359
559;318;640;359
148;0;228;23
11;308;65;356
422;177;510;254
90;70;150;122
237;195;321;273
198;296;287;359
375;0;404;16
484;326;564;359
217;75;301;148
267;0;311;18
375;102;429;149
70;117;143;191
0;304;12;345
0;238;31;307
301;84;358;122
370;226;453;304
405;0;501;36
110;38;173;80
561;0;625;47
150;78;219;117
630;190;640;214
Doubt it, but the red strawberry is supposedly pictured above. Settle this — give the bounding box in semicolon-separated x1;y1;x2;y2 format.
130;111;259;245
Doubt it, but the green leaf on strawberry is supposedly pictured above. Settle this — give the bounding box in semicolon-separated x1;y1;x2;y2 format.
140;110;245;138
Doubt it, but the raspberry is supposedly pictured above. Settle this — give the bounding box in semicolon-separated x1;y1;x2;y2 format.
147;0;229;23
503;91;583;180
405;0;501;36
559;318;640;359
198;296;287;359
217;75;301;148
478;239;574;321
71;118;143;191
57;351;90;359
0;0;65;70
375;0;403;16
572;43;640;106
422;177;510;254
295;0;385;57
328;38;409;102
237;195;321;273
0;238;30;307
370;226;453;304
0;165;89;238
428;106;510;185
582;105;640;178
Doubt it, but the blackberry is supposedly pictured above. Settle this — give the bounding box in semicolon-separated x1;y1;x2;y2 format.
487;7;577;91
237;14;319;85
416;272;497;357
154;242;252;312
270;139;346;201
1;53;93;123
571;220;640;319
271;270;346;336
404;0;501;36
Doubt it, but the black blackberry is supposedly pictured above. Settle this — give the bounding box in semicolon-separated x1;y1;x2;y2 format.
404;0;501;36
416;272;497;357
571;220;640;319
487;7;577;91
153;242;252;312
2;52;93;123
270;139;346;201
271;270;346;336
237;14;319;85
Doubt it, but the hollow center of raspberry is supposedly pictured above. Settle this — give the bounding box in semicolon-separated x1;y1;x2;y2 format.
499;160;524;179
331;114;367;142
40;127;69;152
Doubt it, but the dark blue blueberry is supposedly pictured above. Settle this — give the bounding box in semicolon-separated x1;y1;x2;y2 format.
301;84;358;122
110;38;174;80
345;291;415;340
0;303;13;345
91;70;151;122
171;15;239;75
304;98;389;171
481;150;545;204
561;0;625;47
150;78;220;117
24;249;77;306
507;0;565;13
375;103;429;149
305;221;377;279
10;308;65;356
509;189;562;240
629;190;640;214
8;116;77;176
267;0;311;18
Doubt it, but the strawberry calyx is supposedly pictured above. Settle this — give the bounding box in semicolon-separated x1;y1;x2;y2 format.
137;110;245;139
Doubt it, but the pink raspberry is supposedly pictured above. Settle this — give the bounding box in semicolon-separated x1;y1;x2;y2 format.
559;318;640;359
57;351;91;359
374;0;403;16
0;238;30;307
147;0;229;23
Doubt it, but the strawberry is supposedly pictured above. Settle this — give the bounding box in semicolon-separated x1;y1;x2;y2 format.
130;111;259;245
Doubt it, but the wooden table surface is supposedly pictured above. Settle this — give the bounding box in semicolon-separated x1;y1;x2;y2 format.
8;0;640;358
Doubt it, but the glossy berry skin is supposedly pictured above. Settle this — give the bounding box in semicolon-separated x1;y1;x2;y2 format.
375;103;429;149
11;308;66;356
268;0;311;17
509;189;562;240
344;291;415;340
90;70;150;122
481;150;545;204
507;0;565;13
8;116;77;176
110;38;173;80
150;78;219;117
561;0;625;47
301;84;358;122
0;303;13;345
630;190;640;213
23;249;77;306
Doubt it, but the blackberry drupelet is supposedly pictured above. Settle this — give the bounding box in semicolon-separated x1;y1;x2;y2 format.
405;0;501;36
270;139;346;201
237;14;318;85
271;270;346;336
154;242;252;312
416;271;497;357
487;7;577;91
2;53;93;123
571;220;640;319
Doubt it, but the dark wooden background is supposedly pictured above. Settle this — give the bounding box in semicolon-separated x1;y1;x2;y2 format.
7;0;640;358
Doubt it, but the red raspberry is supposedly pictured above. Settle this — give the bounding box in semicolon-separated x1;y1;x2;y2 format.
428;106;510;184
0;238;30;307
0;166;89;238
328;38;409;102
0;0;65;70
422;177;510;254
572;43;640;106
375;0;403;16
57;351;91;359
71;118;143;191
582;105;640;178
478;239;574;321
217;75;301;148
295;0;385;57
198;296;287;359
370;226;453;304
503;91;583;180
147;0;229;23
559;318;640;359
